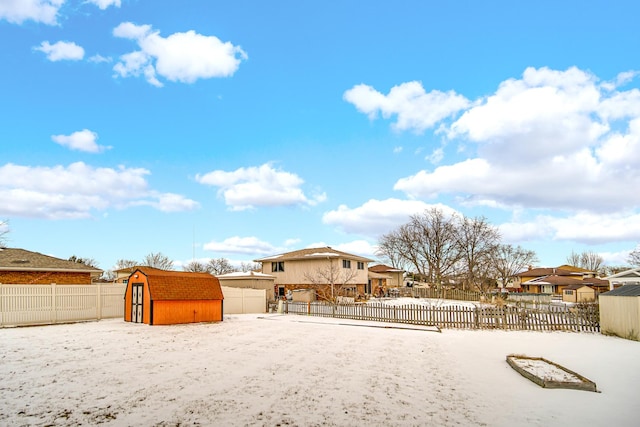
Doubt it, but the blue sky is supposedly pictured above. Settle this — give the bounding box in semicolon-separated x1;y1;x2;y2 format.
2;0;640;272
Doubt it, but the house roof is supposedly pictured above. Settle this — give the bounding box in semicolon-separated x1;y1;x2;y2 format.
601;284;640;297
131;267;223;301
524;275;609;288
605;267;640;280
523;275;583;285
217;271;274;280
0;248;102;274
556;264;596;274
254;246;374;263
368;271;392;280
369;264;404;273
516;267;582;278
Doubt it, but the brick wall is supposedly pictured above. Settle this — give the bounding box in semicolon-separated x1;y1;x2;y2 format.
0;271;93;285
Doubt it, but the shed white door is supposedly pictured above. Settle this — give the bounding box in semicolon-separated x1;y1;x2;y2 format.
131;284;143;323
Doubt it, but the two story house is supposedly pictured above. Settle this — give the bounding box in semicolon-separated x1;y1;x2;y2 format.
255;247;373;301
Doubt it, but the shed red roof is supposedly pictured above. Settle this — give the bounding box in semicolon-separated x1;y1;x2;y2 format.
131;267;224;301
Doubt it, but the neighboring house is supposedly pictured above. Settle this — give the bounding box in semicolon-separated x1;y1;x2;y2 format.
0;247;102;284
605;267;640;289
562;284;596;303
114;266;141;284
599;285;640;341
515;266;603;295
367;271;391;297
368;264;405;288
254;247;373;300
124;267;223;325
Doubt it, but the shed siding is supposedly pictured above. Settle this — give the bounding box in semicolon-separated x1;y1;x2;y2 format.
123;279;151;324
151;300;222;325
599;296;640;341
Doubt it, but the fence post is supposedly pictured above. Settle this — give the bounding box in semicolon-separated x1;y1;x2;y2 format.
97;283;102;320
51;283;57;324
0;283;3;327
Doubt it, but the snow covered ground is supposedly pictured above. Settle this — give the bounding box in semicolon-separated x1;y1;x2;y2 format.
1;314;638;426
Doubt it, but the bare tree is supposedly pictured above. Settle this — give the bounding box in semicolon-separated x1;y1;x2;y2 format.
566;250;581;268
628;245;640;267
183;260;209;272
142;252;174;270
239;261;261;272
566;250;604;273
303;258;359;303
490;244;538;290
114;259;138;270
68;255;100;268
0;219;9;248
407;208;462;290
207;257;236;275
455;215;500;292
375;231;409;270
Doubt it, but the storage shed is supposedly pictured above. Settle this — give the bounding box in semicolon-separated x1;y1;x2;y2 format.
217;271;276;301
124;267;223;325
562;284;596;303
599;285;640;341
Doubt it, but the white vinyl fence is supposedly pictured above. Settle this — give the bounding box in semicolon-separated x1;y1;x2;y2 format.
0;283;126;327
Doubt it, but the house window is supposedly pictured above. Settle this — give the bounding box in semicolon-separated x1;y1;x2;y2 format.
271;262;284;272
566;290;573;295
342;259;351;269
357;261;364;270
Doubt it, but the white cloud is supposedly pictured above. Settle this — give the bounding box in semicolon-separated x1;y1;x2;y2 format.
88;54;111;63
112;22;247;87
384;67;640;213
203;236;279;255
426;147;444;164
0;162;199;219
0;0;63;25
599;249;635;266
498;211;640;245
86;0;120;10
35;40;84;61
33;41;84;62
51;129;111;153
283;238;301;247
196;163;325;211
135;192;200;213
601;70;639;91
322;198;455;236
343;81;469;133
332;240;378;259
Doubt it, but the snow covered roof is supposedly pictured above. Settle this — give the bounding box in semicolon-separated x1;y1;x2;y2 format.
255;247;373;263
217;271;274;279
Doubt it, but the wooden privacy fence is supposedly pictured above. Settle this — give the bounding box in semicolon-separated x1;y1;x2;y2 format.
411;288;485;302
278;301;600;332
411;288;555;305
0;283;127;327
